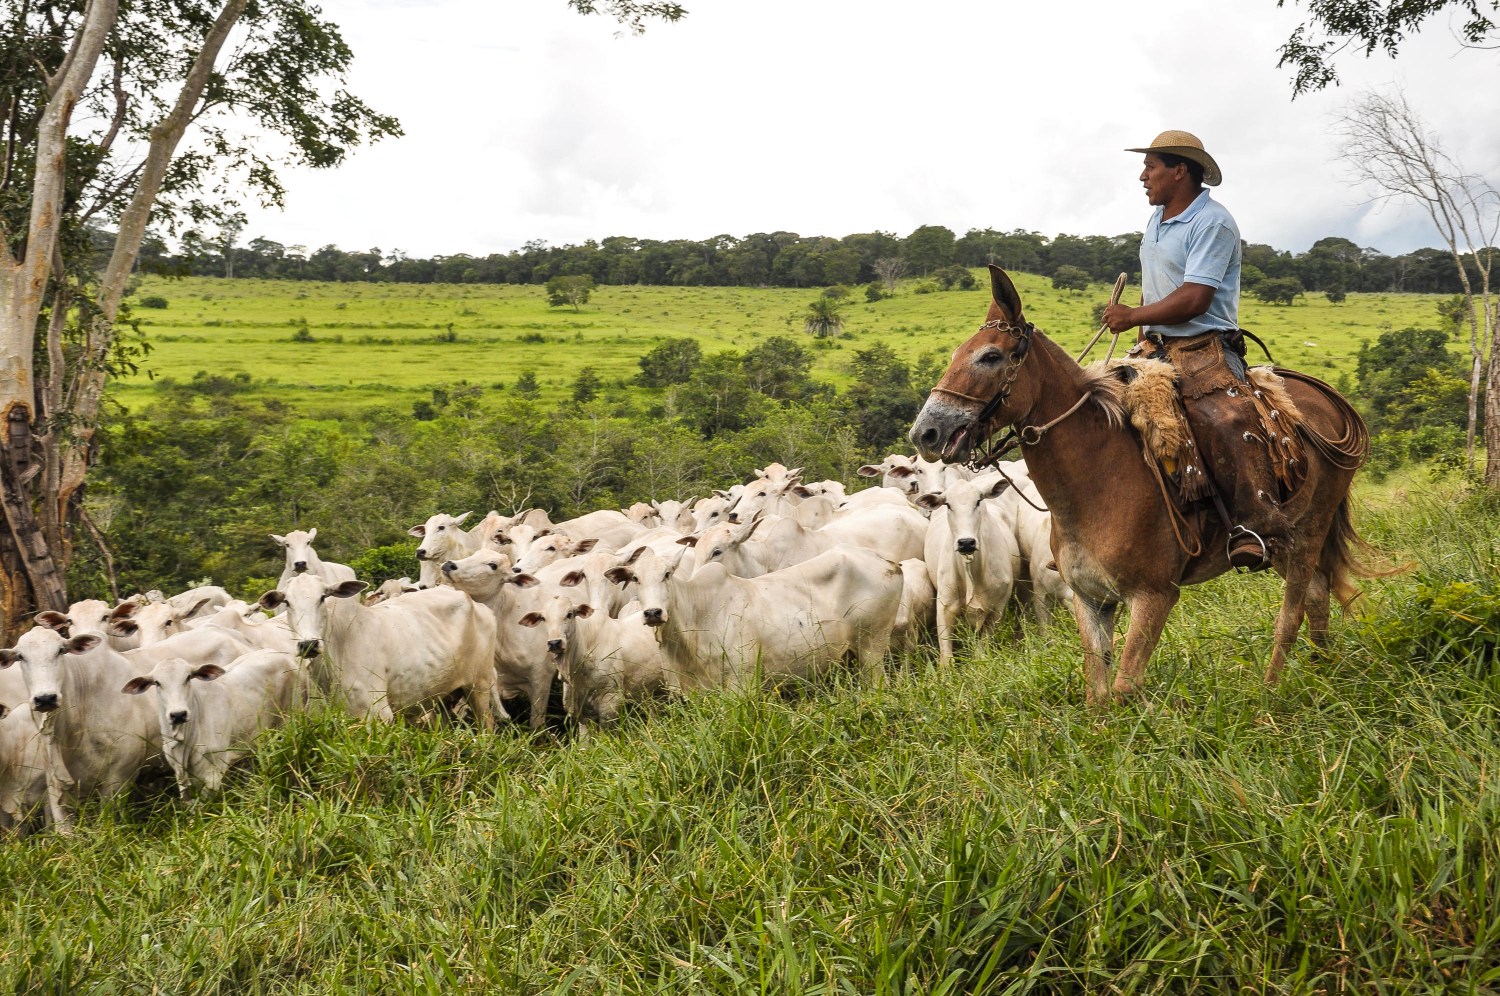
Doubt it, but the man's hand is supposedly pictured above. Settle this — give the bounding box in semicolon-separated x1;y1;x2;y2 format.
1102;303;1138;333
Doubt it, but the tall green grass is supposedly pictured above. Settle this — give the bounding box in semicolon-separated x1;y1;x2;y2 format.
3;479;1497;992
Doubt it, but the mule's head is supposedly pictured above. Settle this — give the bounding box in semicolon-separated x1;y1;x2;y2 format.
910;265;1041;462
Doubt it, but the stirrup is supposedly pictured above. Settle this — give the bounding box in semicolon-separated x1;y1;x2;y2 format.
1226;525;1269;572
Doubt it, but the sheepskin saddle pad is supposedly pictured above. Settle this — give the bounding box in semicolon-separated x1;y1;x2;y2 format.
1088;357;1306;491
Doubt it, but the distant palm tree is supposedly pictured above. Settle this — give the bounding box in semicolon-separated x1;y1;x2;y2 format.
804;296;845;338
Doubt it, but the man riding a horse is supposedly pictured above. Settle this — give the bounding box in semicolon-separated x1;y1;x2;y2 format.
1101;130;1287;571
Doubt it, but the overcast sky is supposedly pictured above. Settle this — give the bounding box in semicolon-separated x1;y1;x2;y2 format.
233;0;1500;260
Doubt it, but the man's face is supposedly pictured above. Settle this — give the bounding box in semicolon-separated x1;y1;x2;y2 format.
1139;154;1185;206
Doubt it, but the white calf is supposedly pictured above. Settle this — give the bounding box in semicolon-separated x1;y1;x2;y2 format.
122;650;297;799
440;550;554;729
0;702;45;832
915;474;1019;665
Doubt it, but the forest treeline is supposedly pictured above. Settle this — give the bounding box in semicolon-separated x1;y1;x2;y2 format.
144;225;1488;296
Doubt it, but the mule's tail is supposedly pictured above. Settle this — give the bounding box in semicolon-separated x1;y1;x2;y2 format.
1321;497;1411;609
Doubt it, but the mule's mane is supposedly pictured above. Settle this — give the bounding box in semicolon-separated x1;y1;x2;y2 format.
1073;359;1129;431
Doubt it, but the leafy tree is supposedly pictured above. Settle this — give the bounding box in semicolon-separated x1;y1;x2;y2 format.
933;265;977;291
743;337;820;402
1254;277;1305;305
546;274;596;311
841;344;925;451
637;338;703;387
1325;284;1348;304
903;225;957;275
1052;265;1091;293
515;370;542;399
804;296;845;338
1276;0;1498;95
1355;326;1471;436
572;367;603;403
676;353;768;438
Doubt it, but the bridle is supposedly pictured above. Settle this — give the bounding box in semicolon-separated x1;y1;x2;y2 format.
927;317;1094;506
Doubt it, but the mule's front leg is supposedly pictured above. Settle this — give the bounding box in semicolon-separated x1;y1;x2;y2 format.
1071;594;1118;707
1113;589;1179;701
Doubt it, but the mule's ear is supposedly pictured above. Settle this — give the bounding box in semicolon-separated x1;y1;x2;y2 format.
987;264;1025;324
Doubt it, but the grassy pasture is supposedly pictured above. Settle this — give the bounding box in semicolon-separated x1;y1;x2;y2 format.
115;274;1452;415
3;475;1499;992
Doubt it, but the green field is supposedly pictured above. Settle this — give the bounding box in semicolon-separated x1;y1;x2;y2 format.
116;274;1454;415
3;477;1498;991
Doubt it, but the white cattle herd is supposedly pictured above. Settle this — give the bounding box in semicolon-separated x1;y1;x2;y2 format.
0;455;1066;833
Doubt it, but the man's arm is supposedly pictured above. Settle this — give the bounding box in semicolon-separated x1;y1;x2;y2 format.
1102;281;1214;333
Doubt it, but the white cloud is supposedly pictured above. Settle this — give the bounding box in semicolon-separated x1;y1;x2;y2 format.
234;0;1500;258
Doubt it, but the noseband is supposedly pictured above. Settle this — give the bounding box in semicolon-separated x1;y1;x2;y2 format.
929;317;1093;474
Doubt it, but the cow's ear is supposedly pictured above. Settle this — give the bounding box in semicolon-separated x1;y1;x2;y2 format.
110;602;138;620
326;580;369;599
604;567;635;586
856;465;882;478
191;664;226;681
259;590;287;611
983;477;1012;499
622;546;648;566
574;603;594;618
741;516;766;540
914;493;947;510
67;634;101;654
183;597;214;620
121;676;158;695
558;571;585;588
575;538;598;554
713;490;730;499
518;613;543;628
792;485;814;498
407;524;426;538
0;650;16;669
453;511;472;526
888;465;915;479
675;536;698;547
270;533;286;545
510;573;540;588
535;528;553;538
0;703;8;718
306;527;318;542
108;619;139;637
35;611;70;632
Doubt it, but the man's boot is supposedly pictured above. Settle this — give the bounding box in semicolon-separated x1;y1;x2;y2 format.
1182;388;1290;571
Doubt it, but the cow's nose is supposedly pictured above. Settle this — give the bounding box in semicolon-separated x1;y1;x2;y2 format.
512;566;524;574
293;560;308;572
727;513;740;523
32;693;58;712
169;710;189;726
956;537;978;555
415;549;429;561
547;639;563;654
642;607;664;626
297;639;322;658
441;561;456;574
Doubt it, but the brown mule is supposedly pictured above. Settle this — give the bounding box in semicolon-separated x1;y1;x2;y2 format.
909;265;1374;705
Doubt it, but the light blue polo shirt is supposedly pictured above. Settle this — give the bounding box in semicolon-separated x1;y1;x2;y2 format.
1140;189;1241;337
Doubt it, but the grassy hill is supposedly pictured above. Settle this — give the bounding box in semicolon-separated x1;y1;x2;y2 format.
115;273;1454;415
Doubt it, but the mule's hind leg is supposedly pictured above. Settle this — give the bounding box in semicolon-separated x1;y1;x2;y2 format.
1112;589;1179;701
1266;558;1314;684
1071;594;1118;707
1304;571;1332;650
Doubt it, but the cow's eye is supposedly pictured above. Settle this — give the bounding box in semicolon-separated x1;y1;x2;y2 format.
488;563;498;571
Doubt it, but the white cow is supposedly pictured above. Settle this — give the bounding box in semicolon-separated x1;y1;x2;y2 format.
758;504;929;572
892;558;937;654
259;576;499;728
64;598;139;651
915;474;1019;665
548;509;644;552
106;595;219;646
189;601;298;655
1006;480;1072;626
0;701;46;832
409;510;507;588
272;528;357;588
440;550;555;729
122;650;298;799
856;454;916;490
649;499;697;533
609;546;902;693
1;623;166;832
690;495;734;534
510;534;599;576
165;585;233;614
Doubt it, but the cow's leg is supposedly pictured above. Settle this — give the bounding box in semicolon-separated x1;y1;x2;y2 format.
1072;594;1117;707
527;669;553;730
1112;589;1178;701
468;678;497;732
1266;558;1314;684
935;600;957;666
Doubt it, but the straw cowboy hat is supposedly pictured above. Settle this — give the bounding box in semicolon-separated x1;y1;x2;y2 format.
1125;130;1222;186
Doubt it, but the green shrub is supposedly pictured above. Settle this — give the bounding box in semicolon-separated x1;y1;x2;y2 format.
137;295;169;309
349;543;418;586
